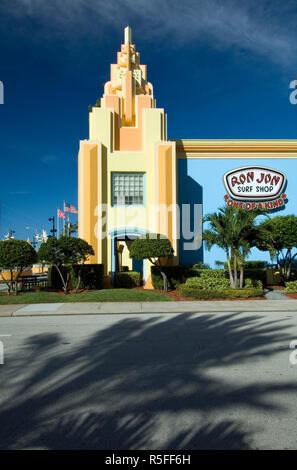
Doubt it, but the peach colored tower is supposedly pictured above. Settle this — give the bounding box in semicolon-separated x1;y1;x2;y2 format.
78;27;178;286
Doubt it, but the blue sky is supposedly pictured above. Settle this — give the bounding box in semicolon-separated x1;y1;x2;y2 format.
0;0;296;261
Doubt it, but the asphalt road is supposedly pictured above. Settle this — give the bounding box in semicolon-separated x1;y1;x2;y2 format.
0;310;297;450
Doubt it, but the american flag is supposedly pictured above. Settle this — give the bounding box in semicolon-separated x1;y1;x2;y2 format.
64;202;78;214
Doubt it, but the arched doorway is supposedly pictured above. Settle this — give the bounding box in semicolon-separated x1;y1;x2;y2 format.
109;227;149;284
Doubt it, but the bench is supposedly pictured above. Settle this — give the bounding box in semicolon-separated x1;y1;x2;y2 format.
12;275;48;292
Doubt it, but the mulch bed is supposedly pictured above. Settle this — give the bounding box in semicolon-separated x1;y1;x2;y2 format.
265;285;285;290
284;293;297;299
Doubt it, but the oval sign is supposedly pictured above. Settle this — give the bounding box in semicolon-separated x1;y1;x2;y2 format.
223;166;286;201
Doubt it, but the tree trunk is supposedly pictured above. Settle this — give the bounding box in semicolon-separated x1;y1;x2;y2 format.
226;253;234;288
239;252;245;289
74;267;83;294
148;257;169;292
14;268;23;296
239;265;244;289
160;270;168;292
54;265;68;294
233;253;238;289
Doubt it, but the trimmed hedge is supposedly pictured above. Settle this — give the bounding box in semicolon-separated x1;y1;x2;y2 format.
185;274;230;290
47;266;68;289
244;269;266;285
179;285;263;300
222;261;268;269
151;265;267;290
285;280;297;293
48;264;104;290
191;269;227;278
151;265;195;290
70;264;104;290
114;271;142;288
192;267;266;284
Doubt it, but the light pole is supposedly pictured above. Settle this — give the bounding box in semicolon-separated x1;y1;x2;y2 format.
48;217;57;237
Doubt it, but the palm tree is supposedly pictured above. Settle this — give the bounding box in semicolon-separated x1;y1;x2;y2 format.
203;206;265;288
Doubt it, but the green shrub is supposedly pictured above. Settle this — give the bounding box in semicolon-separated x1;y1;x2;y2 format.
70;264;104;290
244;268;266;285
184;275;229;290
191;269;227;279
285;280;297;293
151;265;192;290
47;266;68;289
48;264;104;290
245;261;268;269
222;261;268;269
244;278;263;289
179;285;263;300
114;271;142;288
192;262;211;270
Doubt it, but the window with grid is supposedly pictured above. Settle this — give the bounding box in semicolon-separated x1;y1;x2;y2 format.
112;173;144;206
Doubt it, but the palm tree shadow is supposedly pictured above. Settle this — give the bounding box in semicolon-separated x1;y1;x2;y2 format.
0;311;295;449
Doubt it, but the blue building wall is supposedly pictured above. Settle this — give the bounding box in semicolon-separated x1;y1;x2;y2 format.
178;159;203;265
178;157;297;267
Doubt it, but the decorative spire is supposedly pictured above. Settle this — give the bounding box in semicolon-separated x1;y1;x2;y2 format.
124;26;132;44
95;27;156;150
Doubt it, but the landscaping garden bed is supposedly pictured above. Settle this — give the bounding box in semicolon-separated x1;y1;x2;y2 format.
0;289;173;304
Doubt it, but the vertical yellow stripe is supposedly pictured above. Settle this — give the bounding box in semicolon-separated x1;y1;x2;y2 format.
158;145;173;243
83;144;98;264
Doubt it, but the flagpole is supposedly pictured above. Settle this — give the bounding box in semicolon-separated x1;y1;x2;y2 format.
63;201;65;236
57;208;59;239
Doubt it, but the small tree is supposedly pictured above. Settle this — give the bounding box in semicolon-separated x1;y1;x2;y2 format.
256;215;297;282
59;236;94;293
0;239;37;295
203;206;265;288
129;233;174;292
38;236;94;294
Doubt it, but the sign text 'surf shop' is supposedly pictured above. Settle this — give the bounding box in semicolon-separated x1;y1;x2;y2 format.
223;166;287;210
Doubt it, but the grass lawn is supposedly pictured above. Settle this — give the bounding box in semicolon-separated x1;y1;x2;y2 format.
0;289;173;304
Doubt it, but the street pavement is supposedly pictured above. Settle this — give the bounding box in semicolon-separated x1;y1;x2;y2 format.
0;304;297;450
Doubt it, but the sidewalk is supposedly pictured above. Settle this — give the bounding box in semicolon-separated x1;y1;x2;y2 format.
1;299;297;317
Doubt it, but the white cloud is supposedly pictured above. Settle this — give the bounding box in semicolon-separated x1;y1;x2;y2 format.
40;155;57;164
3;0;297;67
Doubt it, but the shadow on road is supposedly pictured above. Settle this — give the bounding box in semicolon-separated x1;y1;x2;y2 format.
0;312;295;449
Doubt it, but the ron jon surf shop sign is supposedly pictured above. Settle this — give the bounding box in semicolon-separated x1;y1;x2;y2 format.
223;166;287;211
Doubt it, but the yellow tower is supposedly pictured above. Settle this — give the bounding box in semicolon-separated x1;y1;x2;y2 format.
78;27;178;285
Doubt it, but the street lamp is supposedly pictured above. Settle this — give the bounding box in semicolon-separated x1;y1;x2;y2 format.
48;217;57;237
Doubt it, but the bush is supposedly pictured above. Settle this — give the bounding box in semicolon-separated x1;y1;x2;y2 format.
151;265;190;290
191;269;227;279
221;261;268;269
192;262;211;270
179;285;263;300
70;264;104;290
285;280;297;293
244;278;263;289
185;274;229;290
48;264;104;290
244;269;267;285
47;266;68;289
114;271;142;288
